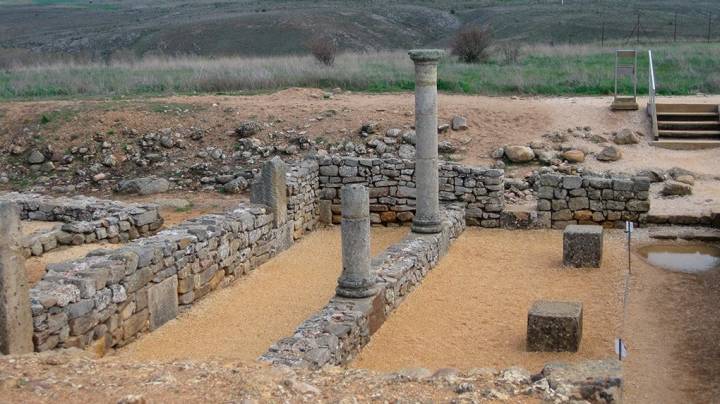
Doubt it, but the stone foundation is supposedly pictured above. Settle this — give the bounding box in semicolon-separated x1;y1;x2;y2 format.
0;193;163;258
536;173;650;229
318;156;503;227
260;206;465;368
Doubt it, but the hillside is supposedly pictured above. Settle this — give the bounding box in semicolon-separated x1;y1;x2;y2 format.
1;0;719;61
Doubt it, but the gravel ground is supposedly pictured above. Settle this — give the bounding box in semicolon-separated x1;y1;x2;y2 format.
115;226;408;362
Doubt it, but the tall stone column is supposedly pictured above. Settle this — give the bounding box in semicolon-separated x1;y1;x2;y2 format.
409;49;444;234
336;184;377;298
0;202;33;354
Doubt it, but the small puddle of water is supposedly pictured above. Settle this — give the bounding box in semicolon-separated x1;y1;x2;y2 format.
638;244;720;273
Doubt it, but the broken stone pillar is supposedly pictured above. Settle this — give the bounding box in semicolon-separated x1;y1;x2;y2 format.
409;49;444;234
527;300;583;352
563;225;603;268
0;202;34;354
336;184;377;298
251;156;287;228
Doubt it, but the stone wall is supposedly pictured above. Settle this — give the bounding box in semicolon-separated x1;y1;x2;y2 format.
26;160;320;352
536;173;650;229
0;193;163;258
318;156;503;227
260;206;465;368
286;160;320;239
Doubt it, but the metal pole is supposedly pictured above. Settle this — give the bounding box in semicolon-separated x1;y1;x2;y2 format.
708;12;713;43
674;12;678;42
602;21;606;47
637;14;640;44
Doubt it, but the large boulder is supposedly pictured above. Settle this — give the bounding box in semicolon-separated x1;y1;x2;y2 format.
596;146;622;162
662;180;692;196
116;177;170;195
504;146;535;163
613;129;640;145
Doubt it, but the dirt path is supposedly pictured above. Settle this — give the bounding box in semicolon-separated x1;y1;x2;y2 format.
623;238;720;404
117;226;408;361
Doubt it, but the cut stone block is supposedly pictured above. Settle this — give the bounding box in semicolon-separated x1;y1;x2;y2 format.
527;300;583;352
148;275;178;330
563;225;603;268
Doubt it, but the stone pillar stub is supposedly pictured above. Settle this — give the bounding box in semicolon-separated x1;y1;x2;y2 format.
0;202;33;354
336;184;377;298
251;156;288;228
409;49;444;234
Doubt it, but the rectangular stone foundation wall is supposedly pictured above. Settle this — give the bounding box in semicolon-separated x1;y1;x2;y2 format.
260;206;466;368
0;193;163;258
27;161;320;352
286;160;319;239
536;174;650;229
318;156;503;227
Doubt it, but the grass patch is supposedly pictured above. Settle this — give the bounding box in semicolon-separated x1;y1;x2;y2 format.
0;43;718;100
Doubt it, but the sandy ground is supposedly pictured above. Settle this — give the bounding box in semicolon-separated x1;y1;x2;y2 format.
352;229;625;371
351;228;720;404
117;226;408;361
649;180;720;216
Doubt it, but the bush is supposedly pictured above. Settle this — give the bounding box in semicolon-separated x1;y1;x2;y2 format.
308;35;337;66
452;25;492;63
499;42;521;65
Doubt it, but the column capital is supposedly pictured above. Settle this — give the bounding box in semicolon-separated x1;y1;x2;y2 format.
408;49;445;63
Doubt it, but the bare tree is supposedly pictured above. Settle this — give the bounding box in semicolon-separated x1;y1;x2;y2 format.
452;25;493;64
307;35;337;66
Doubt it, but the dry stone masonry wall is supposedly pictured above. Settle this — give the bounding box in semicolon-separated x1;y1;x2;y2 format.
318;156;503;227
26;160;320;352
0;193;162;258
260;206;465;368
536;173;650;229
286;160;320;239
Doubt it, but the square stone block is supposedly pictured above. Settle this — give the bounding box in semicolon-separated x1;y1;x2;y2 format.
148;275;179;330
563;224;603;268
527;300;583;352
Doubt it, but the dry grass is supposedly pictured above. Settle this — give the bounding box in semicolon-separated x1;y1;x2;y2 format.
1;43;718;99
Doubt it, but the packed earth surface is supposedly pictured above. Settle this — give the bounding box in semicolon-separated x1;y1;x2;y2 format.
1;89;719;403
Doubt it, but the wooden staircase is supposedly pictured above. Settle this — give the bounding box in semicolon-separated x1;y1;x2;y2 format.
647;51;720;149
653;104;720;149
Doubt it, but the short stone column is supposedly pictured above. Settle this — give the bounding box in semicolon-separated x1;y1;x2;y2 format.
409;49;444;234
251;156;287;228
563;225;603;268
336;184;377;298
527;300;583;352
0;202;34;354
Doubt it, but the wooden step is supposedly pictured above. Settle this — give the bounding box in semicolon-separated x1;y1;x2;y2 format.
658;121;720;130
658;130;720;138
652;139;720;150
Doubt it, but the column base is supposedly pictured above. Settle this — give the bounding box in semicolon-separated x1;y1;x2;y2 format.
411;218;443;234
336;277;379;299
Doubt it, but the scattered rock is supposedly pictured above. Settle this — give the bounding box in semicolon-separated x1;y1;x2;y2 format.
438;141;456;154
235;121;263;138
561;150;585;163
223;177;249;194
438;124;450;134
451;116;468;131
401;131;416;145
27;150;46;164
360;122;379;135
596;146;622;162
504;146;535;163
613;128;640;145
385;128;401;138
675;175;695;185
662;180;692;196
116;177;170;195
